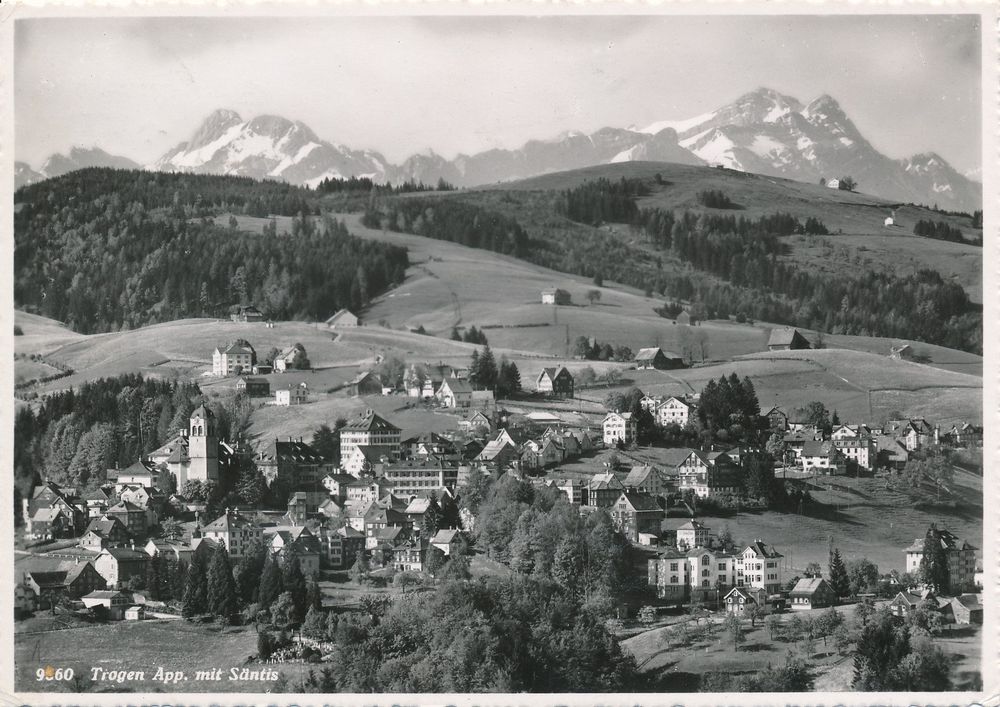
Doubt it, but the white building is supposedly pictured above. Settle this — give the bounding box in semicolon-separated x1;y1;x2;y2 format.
656;397;691;427
212;341;255;377
275;382;309;406
602;411;636;446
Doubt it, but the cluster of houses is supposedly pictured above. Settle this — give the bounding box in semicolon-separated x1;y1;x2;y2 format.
771;408;981;475
211;339;313;407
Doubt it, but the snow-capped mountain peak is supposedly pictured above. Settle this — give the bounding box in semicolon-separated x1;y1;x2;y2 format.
153;111;390;184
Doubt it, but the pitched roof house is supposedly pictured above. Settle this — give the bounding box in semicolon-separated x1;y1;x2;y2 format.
767;328;811;351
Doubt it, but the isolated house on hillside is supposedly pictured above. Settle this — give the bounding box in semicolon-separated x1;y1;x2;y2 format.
889;343;914;361
236;376;270;397
275;381;308;406
326;309;360;328
635;347;685;370
767;328;811;351
536;366;574;398
230;305;265;323
349;371;383;397
213;340;256;376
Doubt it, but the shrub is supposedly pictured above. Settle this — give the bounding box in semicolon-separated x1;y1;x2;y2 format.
13;325;23;336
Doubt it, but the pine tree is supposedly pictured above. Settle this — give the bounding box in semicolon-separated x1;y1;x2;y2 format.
258;552;284;611
422;492;442;536
468;350;481;388
828;548;850;598
349;551;370;585
477;345;498;391
171;559;188;603
159;553;176;601
281;554;308;624
234;539;267;605
145;552;162;601
182;551;209;618
305;574;323;612
920;524;950;594
206;544;240;624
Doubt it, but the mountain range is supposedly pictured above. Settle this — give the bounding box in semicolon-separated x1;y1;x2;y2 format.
15;88;982;212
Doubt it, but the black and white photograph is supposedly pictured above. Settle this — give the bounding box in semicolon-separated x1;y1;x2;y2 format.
5;6;994;701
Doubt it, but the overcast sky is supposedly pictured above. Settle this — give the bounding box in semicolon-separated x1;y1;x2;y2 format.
15;14;982;173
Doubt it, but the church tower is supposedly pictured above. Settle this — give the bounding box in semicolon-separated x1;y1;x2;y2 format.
188;405;219;482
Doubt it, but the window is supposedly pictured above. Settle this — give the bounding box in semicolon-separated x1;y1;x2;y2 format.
670;562;678;571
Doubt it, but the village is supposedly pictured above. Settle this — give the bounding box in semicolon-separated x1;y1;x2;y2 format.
15;300;983;691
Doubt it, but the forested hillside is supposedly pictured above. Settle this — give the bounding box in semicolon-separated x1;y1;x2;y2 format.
14;169;409;333
363;177;981;354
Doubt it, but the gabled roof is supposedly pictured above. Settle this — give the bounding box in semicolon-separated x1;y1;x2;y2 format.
635;347;664;361
430;529;461;545
26;570;69;589
203;511;255;533
623;465;659;487
99;547;149;561
538;366;572;382
440;378;473;394
589;472;624;491
767;328;809;347
343;409;400;433
617;491;662;512
743;540;783;559
107;500;144;513
404;498;432;515
724;586;756;602
677;519;708;532
801;440;839;458
83;589;130;600
64;561;100;584
325;309;357;324
789;577;831;597
86;517;127;537
218;341;255;355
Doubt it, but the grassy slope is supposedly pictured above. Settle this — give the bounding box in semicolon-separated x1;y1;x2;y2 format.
460;160;984;304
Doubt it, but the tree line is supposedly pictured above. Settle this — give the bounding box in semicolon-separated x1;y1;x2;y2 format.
913;218;980;246
361;197;529;258
555;177;650;225
15;169;408;333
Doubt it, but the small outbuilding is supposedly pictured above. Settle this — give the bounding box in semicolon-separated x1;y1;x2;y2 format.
767;328;811;351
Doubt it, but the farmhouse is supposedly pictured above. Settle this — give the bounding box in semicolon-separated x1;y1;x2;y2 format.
635;347;685;370
437;378;474;409
764;406;788;431
536;366;574;398
789;577;837;610
677;450;740;498
610;491;664;543
622;465;668;497
236;376;270;397
541;288;570;305
275;382;309;406
602;411;636;446
799;440;847;475
95;547;149;589
586;472;625;508
767;328;811;351
656;397;692;427
349;371;383;397
230;305;265;323
274;343;308;372
213;340;256;377
949;594;983;625
326;309;360;328
889;343;914;360
724;586;766;617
